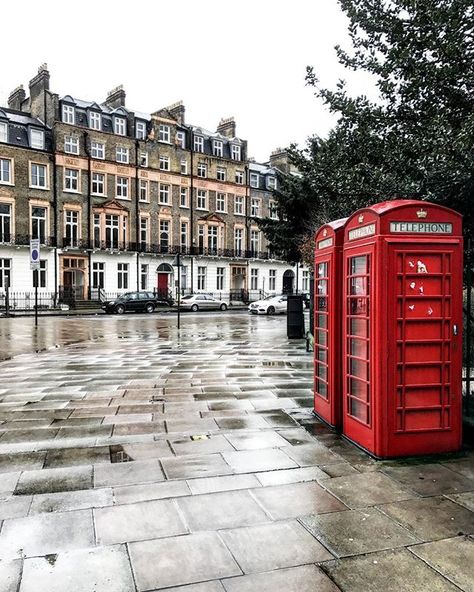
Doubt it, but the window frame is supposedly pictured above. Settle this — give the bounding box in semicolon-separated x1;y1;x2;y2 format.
64;167;80;193
89;111;102;131
231;144;241;161
30;128;45;150
116;176;129;199
159;183;170;205
91;172;106;196
64;135;79;155
30;162;49;189
136;121;147;140
234;195;244;215
213;140;223;157
0;158;13;185
196;189;207;210
91;142;105;160
159;124;171;143
194;135;204;152
114;117;127;136
62;104;75;124
116;146;130;164
159;155;170;171
197;163;207;178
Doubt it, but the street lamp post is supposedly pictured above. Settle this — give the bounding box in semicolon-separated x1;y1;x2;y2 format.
172;253;182;330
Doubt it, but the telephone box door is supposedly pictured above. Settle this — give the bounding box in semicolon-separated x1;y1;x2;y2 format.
386;245;462;454
343;246;375;452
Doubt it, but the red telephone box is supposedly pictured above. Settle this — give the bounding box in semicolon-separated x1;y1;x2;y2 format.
342;200;463;458
314;218;347;429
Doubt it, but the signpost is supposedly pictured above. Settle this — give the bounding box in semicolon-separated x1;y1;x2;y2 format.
172;253;182;330
30;239;40;327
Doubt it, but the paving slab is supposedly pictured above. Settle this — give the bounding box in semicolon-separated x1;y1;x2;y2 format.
321;471;416;509
382;463;474;496
0;558;22;592
222;564;340;592
223;449;297;473
447;491;474;511
129;531;241;590
216;416;269;430
301;507;419;557
113;480;191;505
0;509;94;559
94;458;165;487
20;544;135;592
378;496;474;540
44;446;110;468
162;453;233;480
324;548;459;592
186;474;261;495
409;535;474;592
15;465;92;495
282;443;343;466
0;451;46;473
170;435;235;456
0;495;32;519
95;498;187;544
441;459;474;480
225;431;289;451
151;582;225;592
251;480;346;519
220;520;333;573
109;441;173;460
177;490;270;531
256;466;328;486
30;487;113;514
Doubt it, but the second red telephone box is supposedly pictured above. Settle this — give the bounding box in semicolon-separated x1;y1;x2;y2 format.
342;200;463;458
314;218;347;429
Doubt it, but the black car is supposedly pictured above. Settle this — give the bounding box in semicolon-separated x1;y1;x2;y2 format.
102;291;171;314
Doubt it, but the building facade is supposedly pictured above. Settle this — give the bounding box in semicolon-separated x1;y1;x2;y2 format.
0;65;303;306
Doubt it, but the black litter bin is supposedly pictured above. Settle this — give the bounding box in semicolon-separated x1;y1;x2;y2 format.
287;294;305;338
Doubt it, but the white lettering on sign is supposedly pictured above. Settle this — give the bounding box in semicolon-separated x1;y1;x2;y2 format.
317;238;333;250
390;221;452;234
348;223;376;241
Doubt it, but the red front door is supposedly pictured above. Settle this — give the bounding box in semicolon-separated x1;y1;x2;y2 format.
157;273;169;299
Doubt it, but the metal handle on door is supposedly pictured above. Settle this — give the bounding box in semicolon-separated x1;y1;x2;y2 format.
453;324;458;336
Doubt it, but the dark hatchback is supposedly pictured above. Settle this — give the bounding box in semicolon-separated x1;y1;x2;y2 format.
102;291;172;314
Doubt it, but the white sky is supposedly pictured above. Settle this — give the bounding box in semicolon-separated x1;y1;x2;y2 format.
1;0;375;162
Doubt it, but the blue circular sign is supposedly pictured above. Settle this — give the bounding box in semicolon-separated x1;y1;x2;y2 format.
31;249;39;261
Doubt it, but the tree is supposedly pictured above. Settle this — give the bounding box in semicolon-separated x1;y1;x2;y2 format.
261;0;474;260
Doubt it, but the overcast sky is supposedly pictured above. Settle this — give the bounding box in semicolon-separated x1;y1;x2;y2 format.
1;0;374;162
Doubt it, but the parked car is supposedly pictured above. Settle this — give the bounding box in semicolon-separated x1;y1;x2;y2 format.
178;294;228;312
248;294;288;315
102;291;171;314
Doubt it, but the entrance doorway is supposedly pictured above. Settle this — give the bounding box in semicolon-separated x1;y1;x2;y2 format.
156;263;173;299
283;269;295;294
230;265;247;301
62;257;87;300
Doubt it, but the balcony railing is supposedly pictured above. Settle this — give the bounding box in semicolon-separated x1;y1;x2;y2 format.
0;235;276;261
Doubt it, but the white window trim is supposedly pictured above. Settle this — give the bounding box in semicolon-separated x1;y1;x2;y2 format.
216;193;227;213
196;189;208;211
176;131;186;149
63;168;81;193
91;172;106;196
91;142;105;160
0;158;14;186
234;196;245;216
114;117;127;136
62;104;75;124
250;173;259;188
29;162;49;190
159;155;170;171
213;140;223;157
116;176;130;200
194;136;204;152
139;179;149;202
136;121;147;140
89;111;102;131
0;121;8;143
159;183;170;205
116;146;130;164
159;124;171;143
30;129;45;150
64;135;79;155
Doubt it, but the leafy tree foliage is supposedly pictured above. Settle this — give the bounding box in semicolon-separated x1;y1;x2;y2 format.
260;0;474;262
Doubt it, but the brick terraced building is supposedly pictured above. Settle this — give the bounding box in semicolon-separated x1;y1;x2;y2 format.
0;65;304;306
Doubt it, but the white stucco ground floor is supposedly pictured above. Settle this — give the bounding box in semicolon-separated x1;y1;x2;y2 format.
0;246;311;306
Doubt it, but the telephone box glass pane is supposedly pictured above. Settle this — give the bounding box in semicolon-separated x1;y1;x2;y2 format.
349;358;367;379
317;330;327;346
316;363;327;380
350;338;367;358
317;262;327;277
317;297;327;311
350;318;367;337
349;398;366;420
317;380;327;397
317;313;327;328
351;256;367;275
316;347;327;362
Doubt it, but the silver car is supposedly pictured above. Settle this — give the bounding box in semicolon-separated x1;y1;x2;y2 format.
178;294;228;312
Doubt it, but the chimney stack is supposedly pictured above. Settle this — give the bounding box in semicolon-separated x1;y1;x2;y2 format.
167;101;185;124
104;85;126;109
29;64;50;120
216;117;236;138
8;85;26;111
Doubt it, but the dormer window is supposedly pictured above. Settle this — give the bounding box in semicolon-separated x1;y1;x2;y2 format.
159;125;171;143
0;122;7;143
30;129;45;150
89;111;102;131
250;173;259;188
267;176;277;190
176;131;185;149
114;117;126;136
62;104;75;124
194;135;204;152
231;144;241;161
213;140;223;157
136;121;146;140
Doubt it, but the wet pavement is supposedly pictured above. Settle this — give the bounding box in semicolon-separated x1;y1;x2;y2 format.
0;312;473;591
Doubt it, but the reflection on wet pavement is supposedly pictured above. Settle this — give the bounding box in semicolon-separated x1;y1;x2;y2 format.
0;312;472;591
